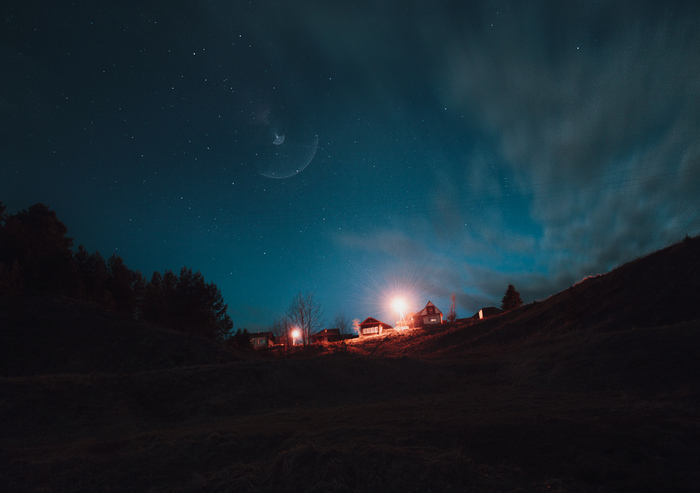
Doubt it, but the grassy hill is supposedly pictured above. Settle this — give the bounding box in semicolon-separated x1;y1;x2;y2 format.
356;235;700;393
1;237;699;492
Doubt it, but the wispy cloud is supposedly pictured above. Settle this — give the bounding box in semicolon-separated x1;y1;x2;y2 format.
439;1;700;272
331;2;700;313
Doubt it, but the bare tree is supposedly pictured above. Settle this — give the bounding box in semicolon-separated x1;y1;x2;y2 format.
271;315;293;348
332;311;351;335
352;318;361;336
447;292;457;322
287;291;324;346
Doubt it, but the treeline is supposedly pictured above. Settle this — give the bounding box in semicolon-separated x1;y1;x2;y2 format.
0;202;233;342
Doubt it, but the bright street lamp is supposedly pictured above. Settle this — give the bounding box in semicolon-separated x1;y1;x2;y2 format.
392;298;408;330
291;328;301;345
392;298;407;314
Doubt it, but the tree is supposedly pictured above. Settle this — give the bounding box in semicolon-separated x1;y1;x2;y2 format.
173;267;233;341
271;315;294;348
332;312;351;335
74;247;111;306
287;291;324;346
140;267;233;341
0;259;25;319
501;284;523;311
0;203;78;294
352;318;361;336
447;293;457;322
231;328;252;349
106;254;144;316
0;259;24;296
140;271;166;325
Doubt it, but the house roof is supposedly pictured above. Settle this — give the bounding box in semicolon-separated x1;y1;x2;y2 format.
313;328;341;336
414;300;442;317
471;307;503;318
359;317;392;328
249;331;275;339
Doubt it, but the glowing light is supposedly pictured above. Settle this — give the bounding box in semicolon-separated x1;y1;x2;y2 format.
291;329;301;339
392;298;407;314
350;262;426;325
391;297;410;331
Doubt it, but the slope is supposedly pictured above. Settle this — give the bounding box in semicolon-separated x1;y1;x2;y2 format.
352;235;700;394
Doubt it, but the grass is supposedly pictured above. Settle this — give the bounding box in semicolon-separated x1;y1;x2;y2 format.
3;345;698;492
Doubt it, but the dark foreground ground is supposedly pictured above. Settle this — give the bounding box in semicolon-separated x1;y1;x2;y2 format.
2;323;699;493
2;237;700;492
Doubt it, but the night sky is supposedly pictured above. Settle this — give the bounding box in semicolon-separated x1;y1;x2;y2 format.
3;1;699;331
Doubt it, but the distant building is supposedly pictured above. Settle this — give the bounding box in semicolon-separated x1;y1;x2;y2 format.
412;301;443;327
249;331;276;349
310;328;342;344
358;317;393;337
472;307;503;320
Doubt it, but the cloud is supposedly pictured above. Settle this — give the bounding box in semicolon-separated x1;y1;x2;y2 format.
437;1;700;280
334;215;545;314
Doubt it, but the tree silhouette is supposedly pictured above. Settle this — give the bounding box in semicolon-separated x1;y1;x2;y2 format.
447;293;457;322
0;202;237;343
501;284;523;311
0;203;78;294
332;312;351;335
0;259;25;319
74;247;111;305
141;271;166;325
271;315;294;348
287;291;324;346
0;203;22;309
141;267;232;341
106;254;144;316
230;328;252;349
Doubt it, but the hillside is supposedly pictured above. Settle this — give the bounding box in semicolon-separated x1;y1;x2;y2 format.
361;235;700;349
1;237;699;492
353;236;700;391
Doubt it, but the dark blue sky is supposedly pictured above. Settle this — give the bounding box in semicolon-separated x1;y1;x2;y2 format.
2;1;699;330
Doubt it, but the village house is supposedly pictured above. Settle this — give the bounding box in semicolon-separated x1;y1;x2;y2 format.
411;301;443;327
249;331;276;349
310;328;342;344
472;307;503;320
358;317;393;337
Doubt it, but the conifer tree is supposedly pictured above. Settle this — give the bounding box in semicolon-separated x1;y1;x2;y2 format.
0;259;25;318
0;203;77;293
501;284;523;311
231;328;252;349
140;267;232;341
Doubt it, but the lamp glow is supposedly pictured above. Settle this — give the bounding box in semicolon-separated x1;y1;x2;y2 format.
392;297;408;330
392;298;407;314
